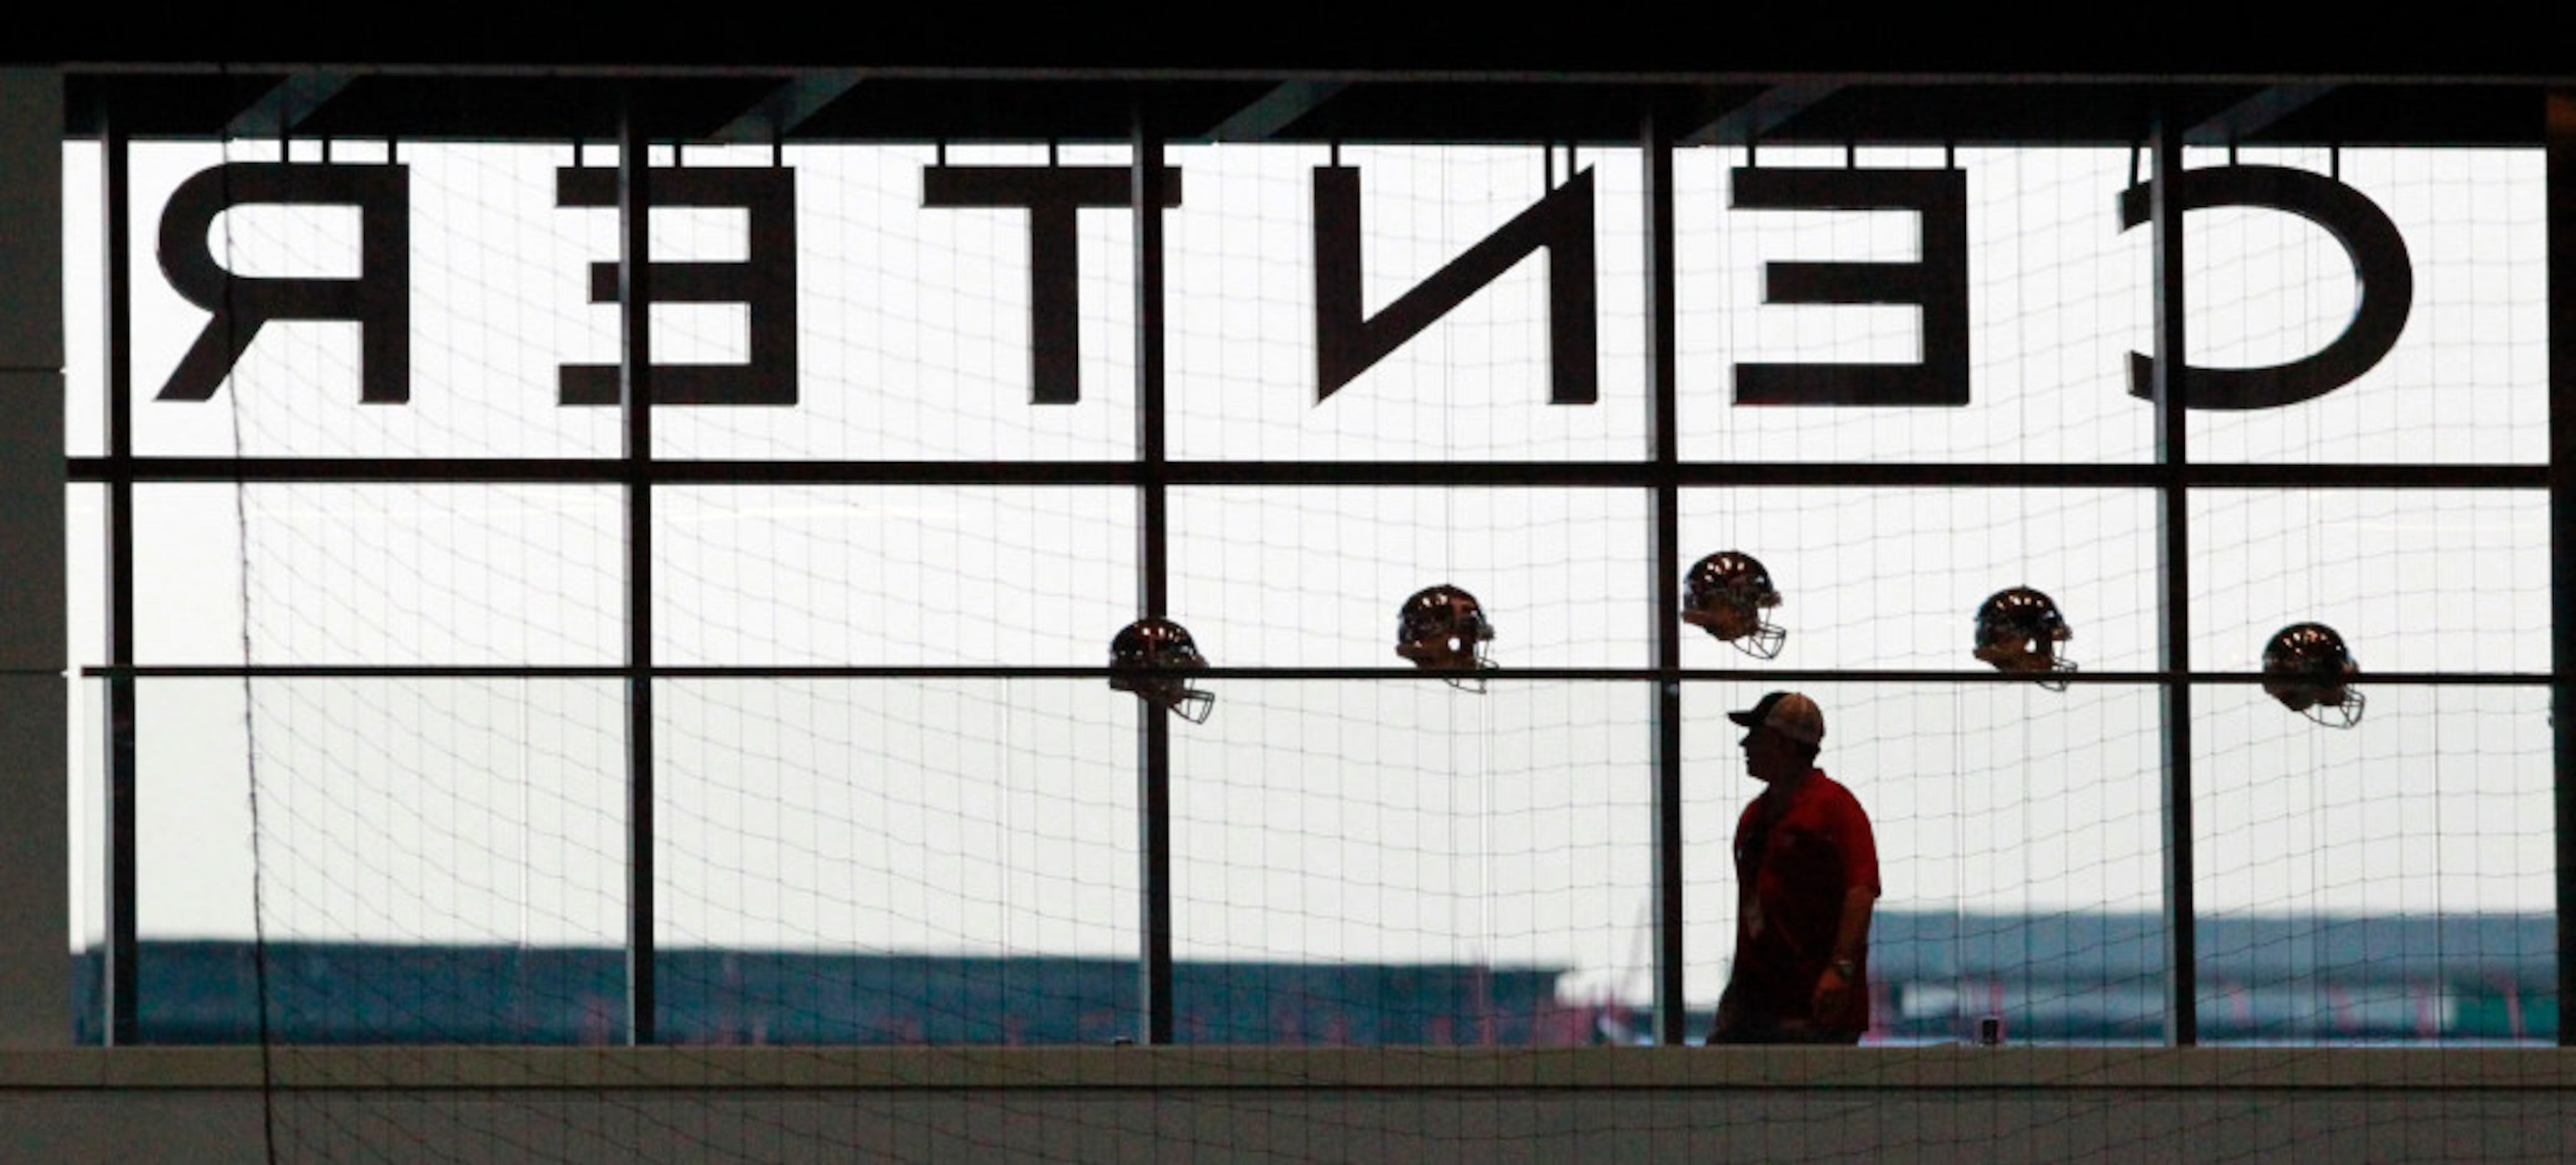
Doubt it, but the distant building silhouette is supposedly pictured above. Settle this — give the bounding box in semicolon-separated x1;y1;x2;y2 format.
78;912;2554;1046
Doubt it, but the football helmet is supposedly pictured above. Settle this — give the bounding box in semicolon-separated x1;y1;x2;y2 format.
1396;584;1495;681
1974;587;2076;690
2262;622;2363;728
1109;617;1214;723
1683;550;1785;659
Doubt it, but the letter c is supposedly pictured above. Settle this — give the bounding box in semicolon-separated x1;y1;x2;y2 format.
2119;165;2412;411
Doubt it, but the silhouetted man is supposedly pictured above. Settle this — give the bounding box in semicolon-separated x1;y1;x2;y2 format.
1711;692;1879;1045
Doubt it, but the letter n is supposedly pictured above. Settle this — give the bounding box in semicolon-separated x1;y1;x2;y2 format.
1312;166;1596;404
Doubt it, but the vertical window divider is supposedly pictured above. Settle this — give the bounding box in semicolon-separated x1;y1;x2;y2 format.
618;96;659;1047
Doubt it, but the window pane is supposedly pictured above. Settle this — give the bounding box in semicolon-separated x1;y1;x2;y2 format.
1171;486;1649;670
654;486;1137;667
2193;682;2554;1043
2189;489;2548;677
657;679;1138;1044
1687;681;2170;1045
132;677;626;1043
1165;144;1649;463
1681;486;2159;674
1679;146;2153;465
132;483;624;666
1171;679;1650;1045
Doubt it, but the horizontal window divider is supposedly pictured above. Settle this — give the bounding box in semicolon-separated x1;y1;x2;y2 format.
67;457;2551;489
76;664;2554;685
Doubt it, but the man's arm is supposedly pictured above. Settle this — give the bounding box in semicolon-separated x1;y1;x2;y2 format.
1810;885;1878;1020
1829;885;1875;967
1710;887;1753;1042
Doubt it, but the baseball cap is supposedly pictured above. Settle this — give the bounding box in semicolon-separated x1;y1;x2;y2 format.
1728;691;1824;746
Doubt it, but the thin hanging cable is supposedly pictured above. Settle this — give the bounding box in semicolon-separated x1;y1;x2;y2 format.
2307;675;2325;1042
1000;676;1016;1038
1442;147;1457;578
1477;661;1495;1042
218;122;285;1165
2023;683;2036;1035
1953;687;1970;1043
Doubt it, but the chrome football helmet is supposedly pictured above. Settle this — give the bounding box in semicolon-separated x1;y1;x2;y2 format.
1396;584;1495;689
2262;622;2363;729
1683;550;1785;659
1974;586;2076;691
1110;617;1214;723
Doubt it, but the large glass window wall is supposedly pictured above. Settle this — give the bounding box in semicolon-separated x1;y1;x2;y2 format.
64;133;2557;1047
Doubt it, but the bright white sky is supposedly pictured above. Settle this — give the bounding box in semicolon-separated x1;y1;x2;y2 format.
56;138;2556;1007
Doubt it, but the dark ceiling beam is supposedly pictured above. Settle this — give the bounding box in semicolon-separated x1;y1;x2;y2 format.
1692;81;1841;145
1206;79;1348;142
714;69;865;144
226;71;352;140
2185;81;2338;146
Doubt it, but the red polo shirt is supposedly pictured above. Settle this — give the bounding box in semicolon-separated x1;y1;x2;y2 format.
1731;769;1880;1035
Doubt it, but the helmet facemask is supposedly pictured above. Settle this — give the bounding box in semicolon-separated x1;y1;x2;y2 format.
2271;679;2365;729
1139;677;1217;725
1684;592;1785;659
1974;628;2076;690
